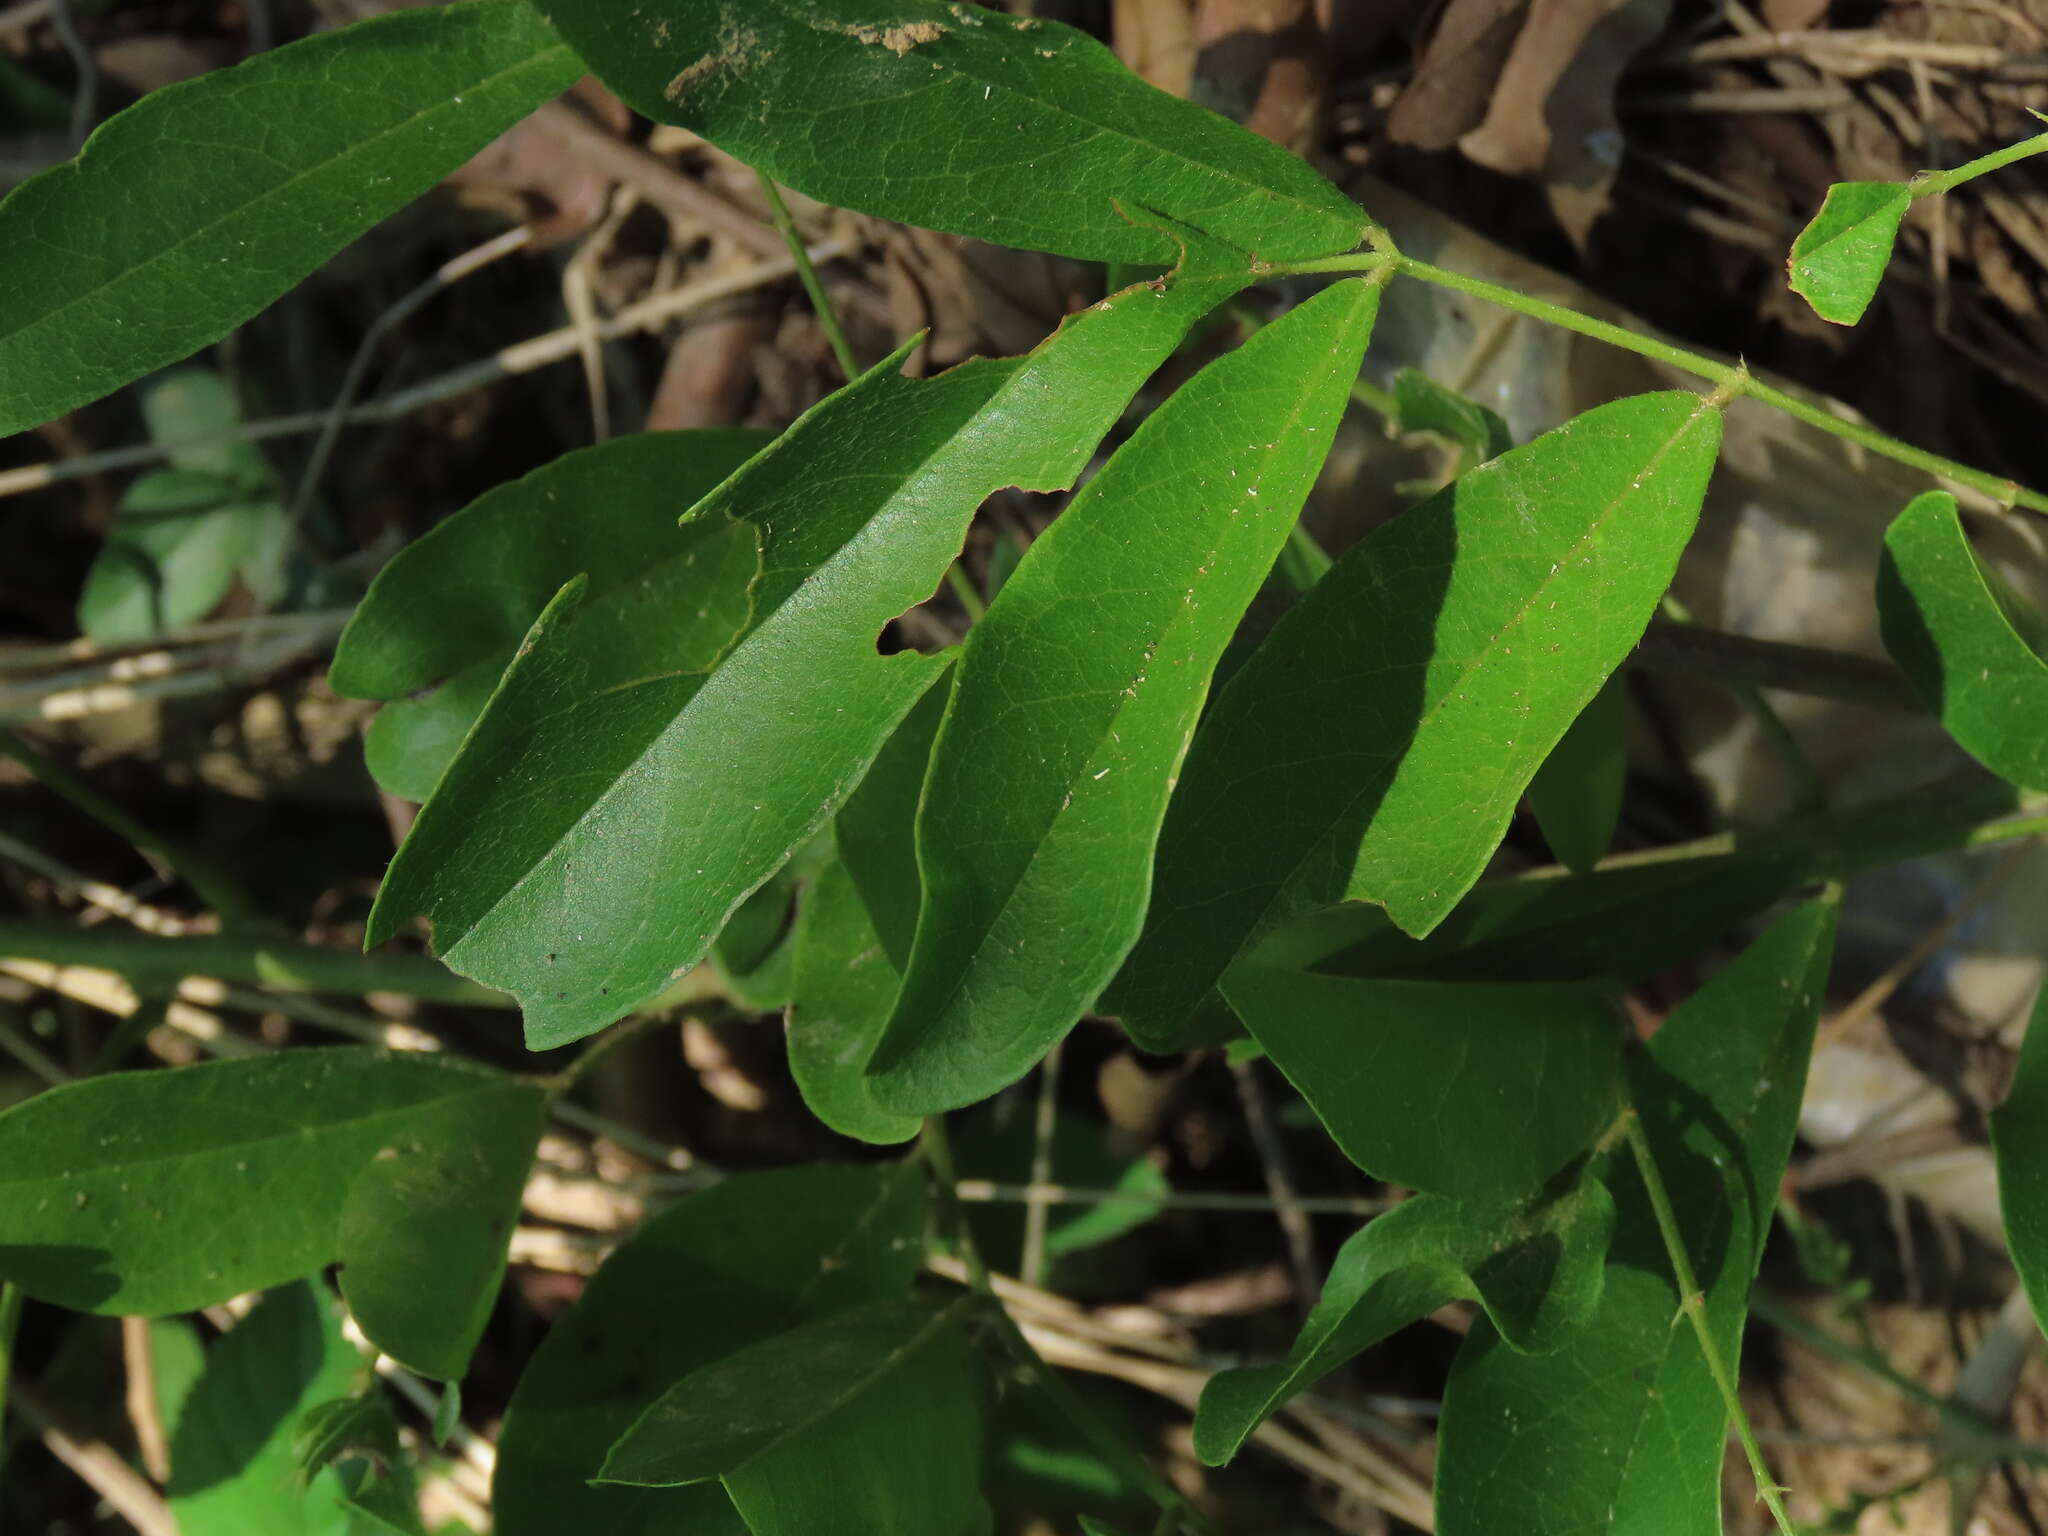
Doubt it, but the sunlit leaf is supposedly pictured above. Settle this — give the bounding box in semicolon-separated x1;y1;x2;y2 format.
529;0;1363;265
0;1;580;438
1435;899;1836;1535
493;1162;927;1536
1221;970;1624;1200
0;1048;544;1378
1786;181;1910;327
1195;1168;1615;1465
370;229;1262;1050
1878;490;2048;791
866;279;1381;1114
334;430;772;800
1106;391;1723;1050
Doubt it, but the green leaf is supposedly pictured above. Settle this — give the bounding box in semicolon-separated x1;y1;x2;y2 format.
1254;847;1812;988
1434;898;1837;1536
0;1;580;439
294;1390;425;1536
599;1293;991;1536
1105;390;1723;1050
786;858;922;1145
78;371;284;644
955;1109;1168;1270
0;1048;544;1379
1526;675;1629;874
169;1283;378;1536
1390;368;1512;466
1194;1169;1616;1466
712;832;830;1011
867;278;1382;1114
1877;490;2048;791
835;668;955;970
370;231;1261;1050
1991;985;2048;1336
528;0;1363;266
333;430;772;799
1786;181;1911;327
1221;970;1624;1200
492;1161;926;1536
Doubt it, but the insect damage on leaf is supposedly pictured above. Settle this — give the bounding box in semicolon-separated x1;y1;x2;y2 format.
821;20;950;55
665;23;763;104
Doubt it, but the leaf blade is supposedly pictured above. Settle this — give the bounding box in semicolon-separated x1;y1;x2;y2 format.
1106;390;1723;1049
529;0;1363;265
1991;985;2048;1335
0;1;580;438
1786;181;1910;327
867;278;1382;1113
370;236;1262;1050
1877;490;2048;791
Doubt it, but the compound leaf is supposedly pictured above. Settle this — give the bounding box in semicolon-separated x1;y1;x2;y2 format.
1106;391;1722;1050
1435;898;1836;1535
1877;490;2048;791
1221;970;1624;1201
1787;181;1910;327
1195;1170;1615;1466
600;1293;989;1536
1526;675;1629;874
0;0;579;439
529;0;1363;266
866;278;1381;1114
1391;368;1511;466
493;1162;927;1536
0;1048;544;1379
334;430;772;800
1992;985;2048;1336
370;230;1260;1050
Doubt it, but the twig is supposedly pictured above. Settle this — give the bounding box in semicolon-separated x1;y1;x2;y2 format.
10;1383;180;1536
1231;1057;1320;1318
0;1282;23;1448
1624;1111;1796;1535
0;828;196;935
0;242;855;502
122;1316;171;1483
0;1010;70;1086
1630;623;1923;712
1021;1037;1064;1289
291;224;533;533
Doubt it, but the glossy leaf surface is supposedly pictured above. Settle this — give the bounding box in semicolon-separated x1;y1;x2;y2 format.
1991;985;2048;1335
335;430;771;799
1195;1170;1615;1465
370;237;1260;1050
0;1;579;439
1107;391;1723;1049
1222;970;1623;1199
1435;899;1836;1535
168;1283;375;1536
0;1048;544;1378
1526;676;1629;873
492;1162;926;1536
600;1294;989;1536
867;279;1380;1113
1878;490;2048;791
529;0;1363;265
1787;181;1909;326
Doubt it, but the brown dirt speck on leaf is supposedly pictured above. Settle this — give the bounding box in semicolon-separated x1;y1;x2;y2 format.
827;20;949;56
664;24;762;105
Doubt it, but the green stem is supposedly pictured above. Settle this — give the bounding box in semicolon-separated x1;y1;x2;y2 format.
0;1282;22;1449
1623;1113;1796;1536
1912;126;2048;198
0;730;254;920
0;922;511;1007
755;172;860;381
918;1115;989;1294
1267;252;2047;515
943;563;987;624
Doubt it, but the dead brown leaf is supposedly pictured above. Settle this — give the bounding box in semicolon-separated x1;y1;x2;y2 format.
1115;0;1199;95
1386;0;1530;150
